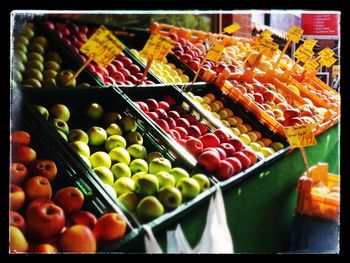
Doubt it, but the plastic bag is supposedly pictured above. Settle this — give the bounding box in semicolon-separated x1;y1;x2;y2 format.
193;186;234;253
167;224;192;253
143;224;163;253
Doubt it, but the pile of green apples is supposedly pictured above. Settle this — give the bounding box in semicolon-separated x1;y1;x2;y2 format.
35;102;211;223
187;92;285;158
12;22;90;88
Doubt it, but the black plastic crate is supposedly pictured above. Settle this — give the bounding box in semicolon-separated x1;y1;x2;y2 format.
10;88;140;252
22;87;217;239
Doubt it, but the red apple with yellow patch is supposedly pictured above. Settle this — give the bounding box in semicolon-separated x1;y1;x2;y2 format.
53;187;84;215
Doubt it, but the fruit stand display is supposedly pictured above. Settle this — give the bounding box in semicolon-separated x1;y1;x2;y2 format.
10;14;340;253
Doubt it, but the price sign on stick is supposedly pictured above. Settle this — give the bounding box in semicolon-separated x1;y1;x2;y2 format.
67;25;125;85
206;43;224;62
303;59;319;72
284;124;316;148
261;29;273;40
303;39;318;50
294;46;314;63
253;36;279;59
319;56;337;68
286;26;304;43
223;23;241;34
318;47;335;59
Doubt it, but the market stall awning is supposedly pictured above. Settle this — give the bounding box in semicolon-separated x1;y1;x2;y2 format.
253;23;288;40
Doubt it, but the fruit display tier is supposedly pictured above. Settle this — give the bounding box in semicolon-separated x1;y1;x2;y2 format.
10;89;139;252
117;84;266;187
12;21;101;88
22;87;217;237
38;18;163;86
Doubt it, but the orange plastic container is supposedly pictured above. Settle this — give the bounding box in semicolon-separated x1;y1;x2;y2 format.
297;163;340;221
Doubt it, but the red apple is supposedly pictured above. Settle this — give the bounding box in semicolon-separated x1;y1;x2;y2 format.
262;91;275;102
79;25;89;35
58;225;96;253
169;129;181;141
228;138;244;152
200;133;220;148
189;60;200;71
44;21;55;30
30;243;58;253
241;149;257;165
136;101;149;112
183;114;198;125
164;117;176;129
167;110;180;120
284;117;303;127
155;119;170;132
187;125;202;138
78;33;88;42
174;50;184;57
28;160;57;182
25;176;52;201
253;93;265;104
146;112;158;121
95;66;109;77
184;138;203;156
10;210;26;233
215;160;234;180
145;99;159;111
112;60;124;71
93;213;127;245
197;123;208;135
198;150;220;173
110;71;125;82
10;163;28;185
181;54;193;64
10;184;25;211
168;33;179;41
106;64;118;74
11;131;30;145
155;108;167;119
174;127;188;139
215;64;227;74
128;64;141;75
128;75;139;84
233;152;251;169
26;203;65;243
284;109;301;120
67;23;79;34
26;198;54;218
53;187;84;215
171;105;187;116
68;210;97;230
226;157;242;175
176;118;190;129
163;96;176;106
219;143;236;157
214;147;227;160
120;57;133;68
158;101;170;111
12;145;37;164
214;129;230;143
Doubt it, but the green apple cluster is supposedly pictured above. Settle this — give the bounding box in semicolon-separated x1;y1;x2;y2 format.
38;102;211;223
12;21;90;88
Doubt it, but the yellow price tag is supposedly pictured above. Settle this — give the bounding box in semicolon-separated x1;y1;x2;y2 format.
318;47;335;59
206;43;224;62
140;34;175;61
303;59;319;72
261;29;273;40
302;39;318;50
294;46;314;63
319;56;337;68
253;36;279;59
80;25;125;68
286;26;304;43
284;123;317;148
332;65;340;76
223;23;241;34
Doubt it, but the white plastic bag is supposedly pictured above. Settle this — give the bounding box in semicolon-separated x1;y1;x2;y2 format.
193;186;234;253
167;224;192;253
143;224;163;253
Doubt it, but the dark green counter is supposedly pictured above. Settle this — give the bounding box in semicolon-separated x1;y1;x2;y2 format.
130;124;339;253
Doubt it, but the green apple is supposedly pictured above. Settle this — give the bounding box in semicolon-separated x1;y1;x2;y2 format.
89;151;111;169
44;61;61;72
15;35;29;46
22;27;34;39
111;163;131;180
129;159;148;174
50;118;69;134
270;142;284;152
131;172;147;182
15;42;27;53
109;147;131;165
23;68;43;81
119;116;137;132
87;126;107;146
13;70;22;82
170;167;190;183
113;177;135;196
127;144;147;159
14;60;25;73
42;78;56;87
155;171;176;188
70;141;90;158
21;78;41;87
149;157;172;175
49;104;70;122
15;50;27;63
28;42;45;55
43;70;57;80
93;167;114;186
136;196;164;222
45;52;62;64
192;174;210;192
146;151;164;164
27;60;44;72
134;174;159;197
86;102;104;121
68;129;89;144
104;112;122;126
79;154;91;168
106;123;123;137
33;36;48;49
56;70;76;87
104;183;117;199
35;105;49;120
157;186;182;209
176;178;200;199
105;135;127;152
125;131;143;146
57;130;68;141
27;52;44;63
77;82;91;88
118;192;140;212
